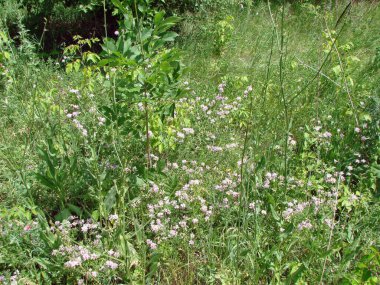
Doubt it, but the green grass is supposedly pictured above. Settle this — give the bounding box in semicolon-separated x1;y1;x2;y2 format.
0;1;380;284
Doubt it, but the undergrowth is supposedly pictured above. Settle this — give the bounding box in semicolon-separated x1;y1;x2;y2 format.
0;0;379;284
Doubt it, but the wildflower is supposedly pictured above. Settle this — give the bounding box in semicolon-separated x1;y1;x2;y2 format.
218;83;226;93
282;208;294;219
207;145;223;152
288;137;297;145
189;239;194;245
69;89;79;94
171;162;179;169
105;260;118;270
64;258;82;268
324;219;334;229
81;251;91;261
151;154;159;161
177;132;185;139
146;239;157;250
98;117;106;126
263;180;270;189
114;30;119;36
325;173;337;184
169;229;178;237
322;131;332;138
151;224;162;233
189;179;200;186
183;128;195;135
297;220;313;230
226;143;238;149
91;271;98;277
150;182;159;193
137;102;145;111
109;214;119;222
201;105;209;111
354;127;361;133
176;220;185;228
81;224;89;233
349;193;358;202
90;253;99;260
24;224;32;231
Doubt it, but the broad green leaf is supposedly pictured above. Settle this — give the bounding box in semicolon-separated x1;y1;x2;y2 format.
161;31;178;42
111;0;129;14
154;11;165;25
55;208;71;221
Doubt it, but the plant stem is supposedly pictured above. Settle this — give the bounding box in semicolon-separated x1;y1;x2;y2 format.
103;0;108;38
279;0;289;191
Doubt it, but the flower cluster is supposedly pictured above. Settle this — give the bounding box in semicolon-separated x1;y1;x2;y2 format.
64;104;88;137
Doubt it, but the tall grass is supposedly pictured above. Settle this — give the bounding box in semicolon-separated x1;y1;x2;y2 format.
0;0;379;284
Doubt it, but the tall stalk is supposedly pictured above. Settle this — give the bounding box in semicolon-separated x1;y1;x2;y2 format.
133;0;151;168
319;178;341;284
103;0;108;38
279;0;289;190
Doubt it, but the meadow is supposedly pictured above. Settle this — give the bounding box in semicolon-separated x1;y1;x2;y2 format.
0;0;379;284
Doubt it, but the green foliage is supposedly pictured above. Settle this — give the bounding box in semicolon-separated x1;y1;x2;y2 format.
343;247;380;284
1;0;380;284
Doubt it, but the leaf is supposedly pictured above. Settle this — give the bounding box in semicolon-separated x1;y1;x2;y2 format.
74;60;80;72
85;52;100;63
161;31;178;42
104;187;117;214
146;252;162;280
35;173;56;189
140;28;153;42
98;58;115;67
67;203;82;216
127;241;139;268
154;11;165;26
285;263;306;284
111;0;129;14
55;208;71;221
37;147;56;178
270;205;280;221
155;16;182;34
101;38;117;53
266;193;276;206
332;65;341;75
66;63;73;73
91;210;99;221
